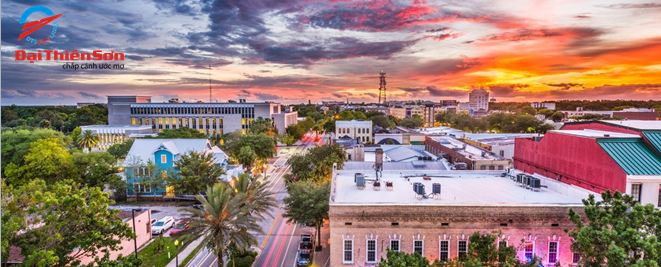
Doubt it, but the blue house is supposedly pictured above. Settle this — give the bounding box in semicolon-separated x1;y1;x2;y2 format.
123;139;238;197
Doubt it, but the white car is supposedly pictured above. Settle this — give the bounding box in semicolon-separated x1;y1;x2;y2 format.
151;216;175;235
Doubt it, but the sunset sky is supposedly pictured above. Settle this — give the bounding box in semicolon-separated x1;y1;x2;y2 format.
2;0;660;105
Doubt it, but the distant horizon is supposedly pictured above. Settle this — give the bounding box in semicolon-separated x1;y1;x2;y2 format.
2;1;660;104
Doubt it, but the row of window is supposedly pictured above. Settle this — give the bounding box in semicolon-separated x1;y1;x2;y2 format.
132;117;226;129
130;106;255;116
342;239;568;264
337;127;371;135
479;165;505;170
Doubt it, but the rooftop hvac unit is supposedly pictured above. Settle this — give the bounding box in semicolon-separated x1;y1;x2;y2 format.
413;182;425;195
432;183;441;194
355;173;365;188
523;175;531;187
529;177;541;190
516;174;526;183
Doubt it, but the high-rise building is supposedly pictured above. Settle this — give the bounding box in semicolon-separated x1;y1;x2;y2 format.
468;89;489;112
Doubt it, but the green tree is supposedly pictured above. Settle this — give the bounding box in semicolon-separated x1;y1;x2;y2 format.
157;127;206;138
3;179;133;266
550;111;564;122
371;114;396;129
286;144;345;182
398;115;425;128
77;130;100;152
1;128;68;173
286;124;306;140
169;151;225;195
71;151;121;188
237;146;257;170
107;139;135;159
232;173;276;220
250;117;276;136
568;191;661;266
224;133;275;162
4;138;75;185
184;183;261;267
378;250;433;267
278;134;297;146
283;180;330;249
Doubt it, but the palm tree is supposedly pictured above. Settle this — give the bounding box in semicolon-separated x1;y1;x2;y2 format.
185;183;261;266
232;173;276;220
77;130;99;152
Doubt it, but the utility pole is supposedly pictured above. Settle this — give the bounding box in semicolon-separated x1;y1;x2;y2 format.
131;209;138;258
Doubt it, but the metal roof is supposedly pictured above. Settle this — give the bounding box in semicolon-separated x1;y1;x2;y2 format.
598;138;661;175
642;131;661;154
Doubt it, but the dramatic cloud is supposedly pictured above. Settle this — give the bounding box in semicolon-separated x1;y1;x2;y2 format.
1;0;660;104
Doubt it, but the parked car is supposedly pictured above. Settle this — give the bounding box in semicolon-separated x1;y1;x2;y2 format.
296;250;311;267
169;219;190;235
151;216;175;235
296;234;314;266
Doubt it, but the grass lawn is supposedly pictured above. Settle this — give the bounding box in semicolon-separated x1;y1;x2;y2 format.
138;232;196;267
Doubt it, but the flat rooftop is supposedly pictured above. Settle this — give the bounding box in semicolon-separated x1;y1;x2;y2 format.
331;168;596;207
429;136;501;160
551;129;640;138
600;120;661;130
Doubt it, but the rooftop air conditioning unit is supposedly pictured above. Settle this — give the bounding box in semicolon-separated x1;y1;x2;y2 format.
413;182;425;196
432;183;441;194
385;181;393;191
355;173;365;189
529;177;541;191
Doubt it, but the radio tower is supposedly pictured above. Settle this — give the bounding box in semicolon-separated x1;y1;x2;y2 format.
378;70;387;105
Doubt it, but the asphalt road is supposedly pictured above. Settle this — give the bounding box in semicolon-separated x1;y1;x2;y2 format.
187;136;320;267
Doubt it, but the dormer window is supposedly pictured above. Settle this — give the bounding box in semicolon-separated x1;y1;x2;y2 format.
161;154;167;164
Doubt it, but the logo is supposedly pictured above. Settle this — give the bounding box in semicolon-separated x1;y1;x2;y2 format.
18;6;62;45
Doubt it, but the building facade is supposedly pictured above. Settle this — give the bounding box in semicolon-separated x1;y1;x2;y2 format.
531;102;556;110
336;120;373;144
514;124;661;207
329;166;594;266
468;89;489;112
79;125;155;151
108;96;297;135
123;139;240;197
425;136;510;170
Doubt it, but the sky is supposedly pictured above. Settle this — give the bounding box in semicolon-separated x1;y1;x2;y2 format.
1;0;660;105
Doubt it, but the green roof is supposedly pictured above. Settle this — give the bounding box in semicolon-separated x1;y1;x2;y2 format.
642;131;661;155
598;138;661;175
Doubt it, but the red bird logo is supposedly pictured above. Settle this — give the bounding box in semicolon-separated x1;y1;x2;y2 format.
18;13;62;41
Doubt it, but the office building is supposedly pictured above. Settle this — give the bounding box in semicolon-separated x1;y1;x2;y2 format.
468;89;489;112
79;125;155;151
107;96;297;135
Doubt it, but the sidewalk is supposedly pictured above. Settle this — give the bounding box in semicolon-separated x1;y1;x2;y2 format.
166;235;204;267
313;221;331;267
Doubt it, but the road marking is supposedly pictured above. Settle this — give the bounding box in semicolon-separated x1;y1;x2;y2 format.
259;211;282;249
280;224;298;267
273;222;295;267
261;218;288;266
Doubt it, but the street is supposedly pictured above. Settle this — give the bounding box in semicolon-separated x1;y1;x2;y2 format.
187;134;328;267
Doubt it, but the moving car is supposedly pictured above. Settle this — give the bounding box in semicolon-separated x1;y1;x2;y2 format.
151;216;175;235
169;219;190;235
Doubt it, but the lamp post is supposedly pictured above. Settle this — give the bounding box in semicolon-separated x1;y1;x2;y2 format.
174;239;180;267
131;209;138;258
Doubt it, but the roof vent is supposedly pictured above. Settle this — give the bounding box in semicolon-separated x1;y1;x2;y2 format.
385;181;393;191
604;134;610;137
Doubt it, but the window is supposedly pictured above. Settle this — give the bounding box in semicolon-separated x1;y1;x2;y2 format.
133;183;151;193
572;252;580;264
458;240;467;259
498;240;507;249
343;239;353;264
524;242;534;262
366;239;377;263
439;240;449;262
390;240;400;252
631;183;642;202
548;241;558;264
160;154;167;164
414;240;423;255
658;184;661;207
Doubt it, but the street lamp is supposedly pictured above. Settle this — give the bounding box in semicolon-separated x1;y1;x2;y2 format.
174;239;180;267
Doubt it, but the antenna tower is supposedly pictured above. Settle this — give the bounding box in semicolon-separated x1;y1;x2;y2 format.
378;70;387;105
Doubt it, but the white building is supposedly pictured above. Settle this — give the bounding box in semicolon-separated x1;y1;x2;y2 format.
336;120;373;144
468;89;489;112
531;102;556;110
80;125;155;151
